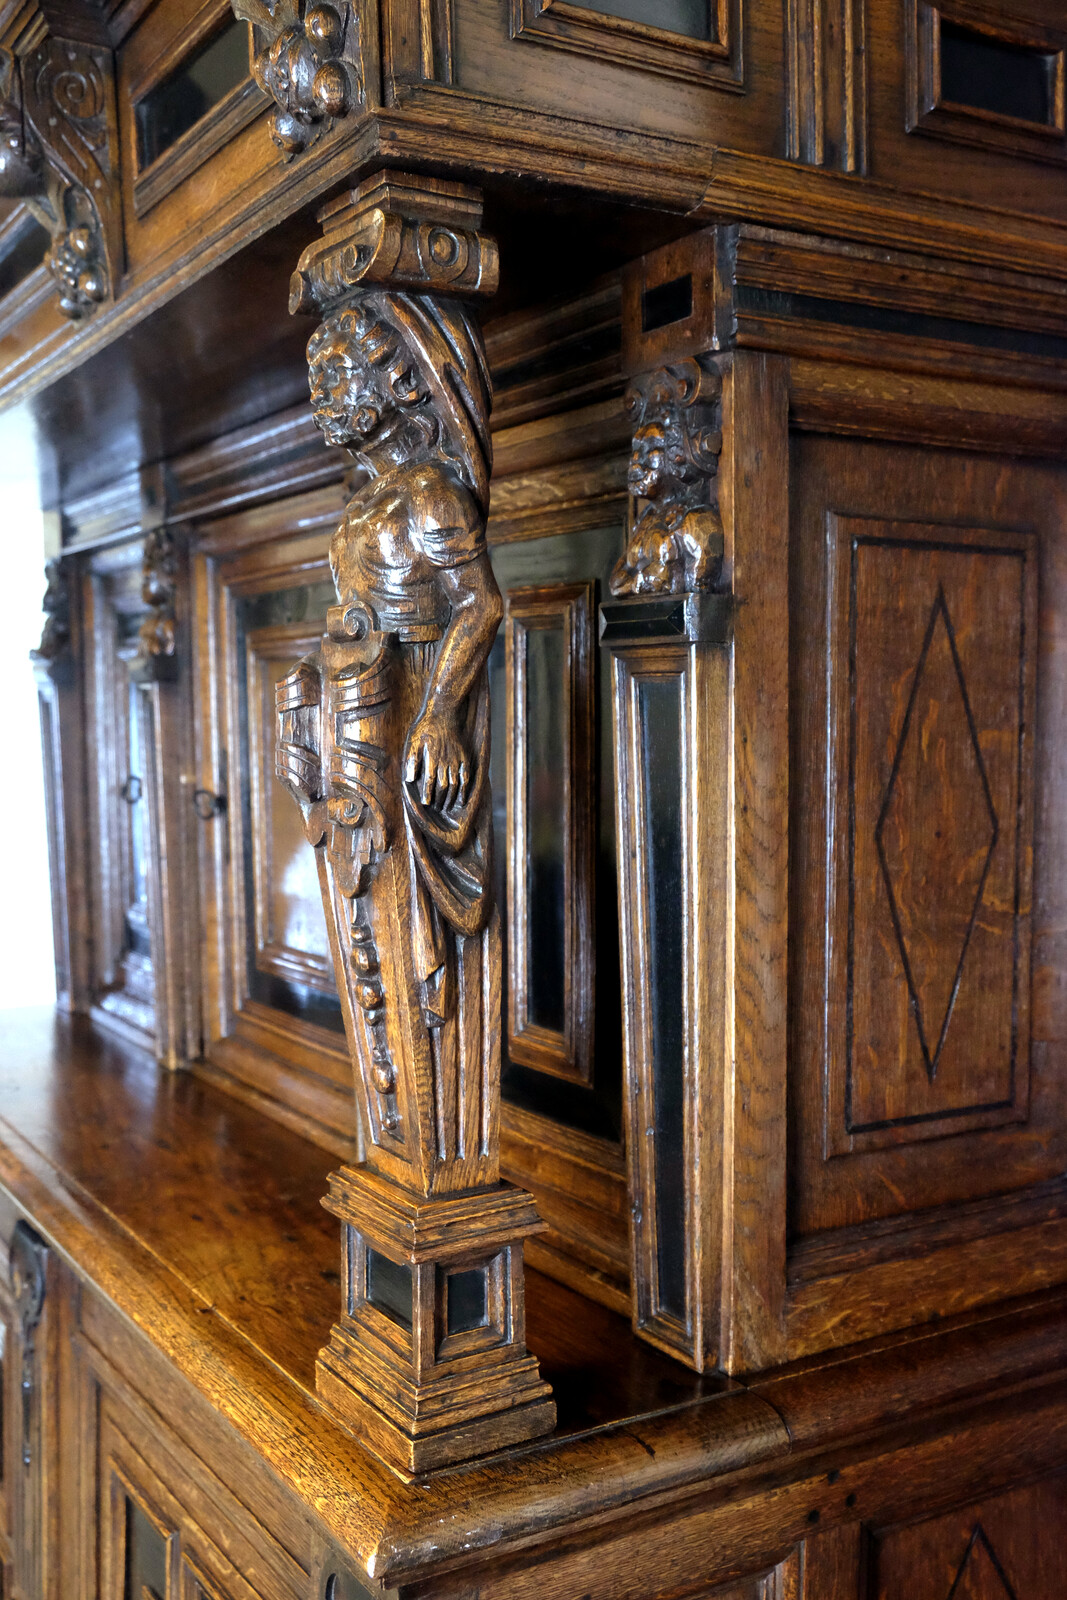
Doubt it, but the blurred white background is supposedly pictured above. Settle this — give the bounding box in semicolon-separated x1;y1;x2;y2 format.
0;405;56;1009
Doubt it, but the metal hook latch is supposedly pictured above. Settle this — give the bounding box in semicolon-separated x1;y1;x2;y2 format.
193;788;226;820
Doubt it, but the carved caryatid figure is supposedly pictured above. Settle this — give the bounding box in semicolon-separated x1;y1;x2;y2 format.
276;176;553;1472
279;291;501;1178
610;360;725;597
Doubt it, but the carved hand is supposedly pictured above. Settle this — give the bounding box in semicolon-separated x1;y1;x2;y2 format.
404;712;470;812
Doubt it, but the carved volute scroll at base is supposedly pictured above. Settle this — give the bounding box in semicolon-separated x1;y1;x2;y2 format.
276;170;554;1473
610;359;725;597
0;34;120;321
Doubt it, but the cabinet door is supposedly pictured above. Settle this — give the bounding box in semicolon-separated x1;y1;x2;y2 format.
193;496;356;1154
786;437;1067;1354
83;546;159;1049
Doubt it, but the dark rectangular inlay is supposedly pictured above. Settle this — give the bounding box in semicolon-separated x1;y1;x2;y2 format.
366;1249;413;1330
576;0;711;41
446;1266;489;1335
125;1497;167;1600
638;676;688;1323
136;18;249;170
641;274;693;334
525;620;567;1035
939;20;1057;127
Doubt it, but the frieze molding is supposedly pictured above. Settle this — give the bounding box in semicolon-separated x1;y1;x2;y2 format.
610;358;725;597
276;172;552;1473
232;0;364;158
0;34;120;320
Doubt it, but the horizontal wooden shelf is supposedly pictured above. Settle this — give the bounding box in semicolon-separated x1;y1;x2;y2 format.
0;1005;1065;1582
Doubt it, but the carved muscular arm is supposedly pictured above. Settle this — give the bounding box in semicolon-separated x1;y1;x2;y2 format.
404;548;503;812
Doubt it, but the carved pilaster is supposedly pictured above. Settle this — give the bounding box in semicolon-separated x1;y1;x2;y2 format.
0;29;120;321
277;172;554;1473
610;359;725;597
232;1;364;158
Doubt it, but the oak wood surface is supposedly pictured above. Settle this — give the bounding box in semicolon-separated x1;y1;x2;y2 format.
1;1005;1066;1591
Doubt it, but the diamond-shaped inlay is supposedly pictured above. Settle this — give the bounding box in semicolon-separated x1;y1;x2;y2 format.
945;1523;1018;1600
875;585;999;1082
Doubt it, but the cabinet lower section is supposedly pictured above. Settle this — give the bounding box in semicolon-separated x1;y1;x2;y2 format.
1;1178;1065;1600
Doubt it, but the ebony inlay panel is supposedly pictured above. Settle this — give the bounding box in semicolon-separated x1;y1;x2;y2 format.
827;515;1037;1152
504;582;596;1085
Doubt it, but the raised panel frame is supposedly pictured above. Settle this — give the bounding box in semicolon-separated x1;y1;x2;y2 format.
246;619;335;995
824;513;1037;1154
504;581;596;1086
906;0;1067;167
192;498;357;1156
509;0;743;91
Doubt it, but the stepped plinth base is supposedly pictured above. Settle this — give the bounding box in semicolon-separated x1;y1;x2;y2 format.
317;1167;556;1474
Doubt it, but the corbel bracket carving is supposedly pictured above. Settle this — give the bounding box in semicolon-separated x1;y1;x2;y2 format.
0;35;119;320
232;0;364;158
610;358;725;597
122;527;179;683
10;1221;48;1469
30;557;71;676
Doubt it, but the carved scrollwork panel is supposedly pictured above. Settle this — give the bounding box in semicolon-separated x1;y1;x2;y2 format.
0;33;119;321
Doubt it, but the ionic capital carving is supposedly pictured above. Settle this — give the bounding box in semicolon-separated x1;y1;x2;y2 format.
289;172;498;316
0;36;119;321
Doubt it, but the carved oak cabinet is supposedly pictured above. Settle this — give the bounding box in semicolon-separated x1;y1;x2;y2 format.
0;0;1066;1593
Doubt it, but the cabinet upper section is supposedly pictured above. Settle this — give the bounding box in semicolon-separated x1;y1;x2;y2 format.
0;0;1064;408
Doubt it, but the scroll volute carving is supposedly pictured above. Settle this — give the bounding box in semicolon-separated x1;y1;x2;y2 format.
232;0;364;158
610;359;725;597
0;31;120;320
276;173;553;1472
